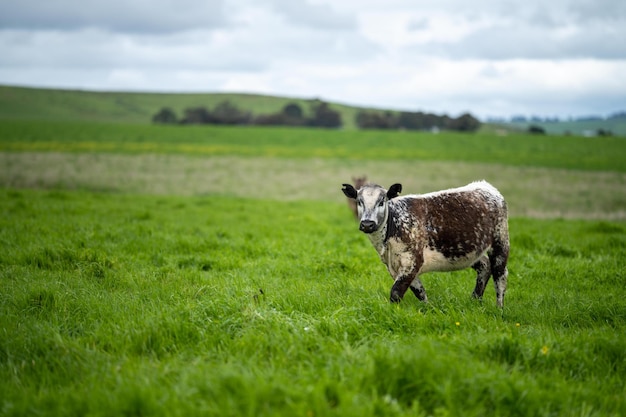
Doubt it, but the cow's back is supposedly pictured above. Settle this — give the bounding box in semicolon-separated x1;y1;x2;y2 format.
388;182;506;261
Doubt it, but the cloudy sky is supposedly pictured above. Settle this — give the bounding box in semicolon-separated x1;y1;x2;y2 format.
1;0;625;119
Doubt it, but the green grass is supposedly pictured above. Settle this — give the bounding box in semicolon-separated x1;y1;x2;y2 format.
2;120;626;171
1;189;625;416
3;151;626;220
1;104;625;416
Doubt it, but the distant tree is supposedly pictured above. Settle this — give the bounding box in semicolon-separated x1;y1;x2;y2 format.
576;115;603;122
181;107;211;124
528;125;546;134
449;113;481;132
356;110;478;132
396;111;425;130
424;113;447;130
440;115;453;129
608;111;626;120
210;101;251;125
179;102;252;125
152;107;178;124
395;111;451;131
253;102;305;126
356;110;395;129
254;113;290;126
382;111;397;128
283;103;303;119
309;101;342;128
355;111;375;129
281;102;305;125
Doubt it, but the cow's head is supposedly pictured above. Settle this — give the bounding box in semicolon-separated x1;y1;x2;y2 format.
342;183;402;233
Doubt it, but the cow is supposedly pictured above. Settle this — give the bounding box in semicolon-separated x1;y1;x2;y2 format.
341;180;509;307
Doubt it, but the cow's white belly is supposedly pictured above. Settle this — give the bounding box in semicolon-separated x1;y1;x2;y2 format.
419;247;487;274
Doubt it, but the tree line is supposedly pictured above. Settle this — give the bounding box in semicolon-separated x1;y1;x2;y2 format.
152;100;341;128
355;110;480;132
152;101;481;132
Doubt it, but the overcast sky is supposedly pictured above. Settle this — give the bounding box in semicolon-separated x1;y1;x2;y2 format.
1;0;625;119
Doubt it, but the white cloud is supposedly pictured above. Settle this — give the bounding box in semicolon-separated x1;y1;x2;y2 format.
0;0;625;118
416;20;626;60
0;0;230;33
266;0;357;30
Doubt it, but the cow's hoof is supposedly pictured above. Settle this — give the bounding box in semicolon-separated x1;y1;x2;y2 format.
390;293;403;303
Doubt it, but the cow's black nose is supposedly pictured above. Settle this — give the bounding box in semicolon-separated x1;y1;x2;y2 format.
359;220;377;233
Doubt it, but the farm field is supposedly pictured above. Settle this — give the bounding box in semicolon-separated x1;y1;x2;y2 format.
1;118;626;416
2;120;626;171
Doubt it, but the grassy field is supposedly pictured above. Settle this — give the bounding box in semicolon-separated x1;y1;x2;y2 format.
1;189;625;416
1;115;626;416
2;120;626;171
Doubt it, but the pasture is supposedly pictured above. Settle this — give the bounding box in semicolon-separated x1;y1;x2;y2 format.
1;120;626;416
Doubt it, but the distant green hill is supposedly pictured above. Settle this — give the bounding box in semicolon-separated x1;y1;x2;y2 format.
0;85;368;129
499;118;626;137
2;85;624;135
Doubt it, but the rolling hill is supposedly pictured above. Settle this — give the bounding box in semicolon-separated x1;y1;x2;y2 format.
497;116;626;137
1;84;624;135
0;85;368;129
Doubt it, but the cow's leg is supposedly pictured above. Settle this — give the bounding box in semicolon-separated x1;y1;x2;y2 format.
471;255;491;300
390;274;417;303
409;276;428;302
492;266;508;308
390;274;427;303
489;240;510;308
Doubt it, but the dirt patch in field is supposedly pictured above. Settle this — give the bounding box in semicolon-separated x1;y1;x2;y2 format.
2;152;625;220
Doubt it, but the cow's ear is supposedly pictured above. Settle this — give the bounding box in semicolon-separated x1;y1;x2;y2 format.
387;183;402;199
342;183;357;199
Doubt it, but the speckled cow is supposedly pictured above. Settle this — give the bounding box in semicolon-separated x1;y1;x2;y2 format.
341;180;510;307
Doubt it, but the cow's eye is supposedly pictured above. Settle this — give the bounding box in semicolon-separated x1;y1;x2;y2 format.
378;199;385;207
